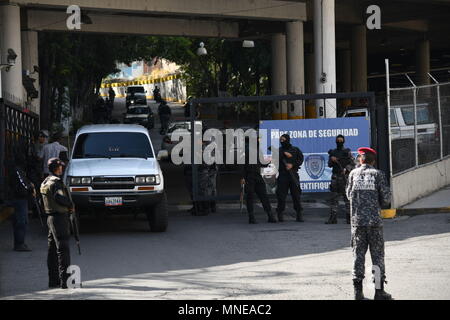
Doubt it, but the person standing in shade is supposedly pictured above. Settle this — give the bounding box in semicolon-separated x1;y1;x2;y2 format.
240;136;277;224
39;132;68;178
158;100;172;135
8;150;36;251
346;147;393;300
108;87;116;105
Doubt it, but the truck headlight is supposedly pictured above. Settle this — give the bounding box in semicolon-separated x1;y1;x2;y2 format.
70;177;92;185
81;177;92;184
136;175;160;185
70;177;82;185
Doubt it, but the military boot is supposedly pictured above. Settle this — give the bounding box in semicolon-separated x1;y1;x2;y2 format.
248;213;257;224
49;280;61;289
267;211;277;223
374;282;393;300
277;211;284;222
353;280;365;300
325;212;337;224
296;210;304;222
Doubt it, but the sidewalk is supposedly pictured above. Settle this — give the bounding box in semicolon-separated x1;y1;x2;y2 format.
395;184;450;217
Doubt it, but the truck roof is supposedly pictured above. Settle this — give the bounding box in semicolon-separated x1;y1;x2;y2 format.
77;124;149;136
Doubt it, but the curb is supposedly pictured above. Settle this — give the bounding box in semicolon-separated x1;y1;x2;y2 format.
381;207;450;219
0;206;13;224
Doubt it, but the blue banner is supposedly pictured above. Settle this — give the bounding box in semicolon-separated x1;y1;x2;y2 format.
259;117;370;192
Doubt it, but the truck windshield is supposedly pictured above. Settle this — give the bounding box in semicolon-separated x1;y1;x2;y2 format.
128;107;150;115
73;132;153;159
401;106;433;125
127;87;145;94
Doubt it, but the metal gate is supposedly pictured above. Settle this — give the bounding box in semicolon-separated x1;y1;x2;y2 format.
0;98;39;203
187;92;390;202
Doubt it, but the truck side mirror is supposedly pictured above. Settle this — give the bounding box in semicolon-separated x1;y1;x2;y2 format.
157;150;169;161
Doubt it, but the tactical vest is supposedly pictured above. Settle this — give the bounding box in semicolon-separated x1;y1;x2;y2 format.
40;175;69;214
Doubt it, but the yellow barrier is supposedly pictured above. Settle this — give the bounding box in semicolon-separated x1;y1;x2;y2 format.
305;104;317;119
101;74;183;89
381;209;397;219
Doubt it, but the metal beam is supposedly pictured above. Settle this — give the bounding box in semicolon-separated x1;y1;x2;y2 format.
15;0;307;21
26;10;240;38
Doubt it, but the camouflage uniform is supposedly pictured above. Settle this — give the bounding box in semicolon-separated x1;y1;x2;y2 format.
327;145;354;224
346;164;391;283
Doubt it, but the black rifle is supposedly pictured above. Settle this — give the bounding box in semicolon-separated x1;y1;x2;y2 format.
65;186;81;255
328;149;353;176
269;146;301;188
281;157;301;189
31;194;45;228
69;213;81;255
239;180;245;214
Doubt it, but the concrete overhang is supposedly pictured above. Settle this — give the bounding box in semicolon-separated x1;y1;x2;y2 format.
12;0;307;21
26;10;240;38
383;20;429;32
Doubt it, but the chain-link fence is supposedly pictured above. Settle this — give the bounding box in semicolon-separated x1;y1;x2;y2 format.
388;78;450;175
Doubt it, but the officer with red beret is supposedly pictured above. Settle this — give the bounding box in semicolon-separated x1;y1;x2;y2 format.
346;147;393;300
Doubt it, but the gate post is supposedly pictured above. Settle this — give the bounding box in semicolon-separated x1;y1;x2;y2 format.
375;97;391;180
0;98;6;202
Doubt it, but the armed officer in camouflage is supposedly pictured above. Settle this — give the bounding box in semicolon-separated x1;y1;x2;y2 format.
40;158;74;289
326;135;355;224
346;148;393;300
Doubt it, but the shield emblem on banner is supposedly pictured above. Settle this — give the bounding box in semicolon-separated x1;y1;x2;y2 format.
305;155;325;180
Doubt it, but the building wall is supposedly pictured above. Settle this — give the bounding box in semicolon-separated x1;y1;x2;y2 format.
392;157;450;208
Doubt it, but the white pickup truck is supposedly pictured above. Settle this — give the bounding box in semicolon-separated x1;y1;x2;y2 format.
343;103;440;172
64;124;168;232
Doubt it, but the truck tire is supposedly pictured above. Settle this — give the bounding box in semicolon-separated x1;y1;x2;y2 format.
147;193;168;232
392;140;415;172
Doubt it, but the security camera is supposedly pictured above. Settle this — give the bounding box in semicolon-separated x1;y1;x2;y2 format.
7;48;17;66
320;72;327;84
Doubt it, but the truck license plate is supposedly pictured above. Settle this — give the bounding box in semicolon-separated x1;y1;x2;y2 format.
105;197;123;206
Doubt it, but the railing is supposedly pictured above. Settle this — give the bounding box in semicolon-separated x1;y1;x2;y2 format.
385;59;450;176
0;98;39;202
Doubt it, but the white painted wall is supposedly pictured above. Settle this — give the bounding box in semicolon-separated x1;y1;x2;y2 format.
391;157;450;208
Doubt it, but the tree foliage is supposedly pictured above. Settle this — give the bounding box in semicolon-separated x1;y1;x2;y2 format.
145;37;271;98
38;32;153;129
38;33;272;130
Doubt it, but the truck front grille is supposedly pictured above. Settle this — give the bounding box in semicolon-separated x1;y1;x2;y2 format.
91;177;135;190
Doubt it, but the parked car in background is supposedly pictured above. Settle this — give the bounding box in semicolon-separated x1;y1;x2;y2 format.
126;85;147;108
160;121;202;158
65;124;168;232
123;105;155;129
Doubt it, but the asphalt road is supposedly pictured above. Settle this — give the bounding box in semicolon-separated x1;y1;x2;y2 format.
1;209;450;300
2;98;450;300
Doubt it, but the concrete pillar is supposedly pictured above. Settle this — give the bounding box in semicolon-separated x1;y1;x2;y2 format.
21;30;40;114
0;4;23;105
314;0;337;118
351;25;367;92
304;51;316;118
271;33;287;120
339;49;351;92
415;39;430;86
338;49;351;108
286;21;305;119
305;52;315;94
